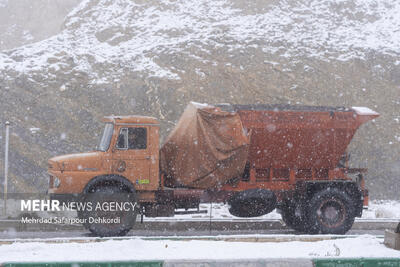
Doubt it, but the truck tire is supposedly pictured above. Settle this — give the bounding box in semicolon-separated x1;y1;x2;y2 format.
79;185;137;237
280;202;309;233
228;189;276;217
306;188;355;234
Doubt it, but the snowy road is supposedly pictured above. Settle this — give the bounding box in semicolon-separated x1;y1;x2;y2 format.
0;220;390;240
0;229;386;239
0;234;399;262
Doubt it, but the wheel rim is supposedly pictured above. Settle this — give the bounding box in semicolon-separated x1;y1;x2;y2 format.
317;199;346;228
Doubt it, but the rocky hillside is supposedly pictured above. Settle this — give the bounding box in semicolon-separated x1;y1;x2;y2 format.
0;0;80;50
0;0;399;198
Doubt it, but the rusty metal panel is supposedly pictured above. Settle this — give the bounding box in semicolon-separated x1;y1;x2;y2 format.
225;105;378;170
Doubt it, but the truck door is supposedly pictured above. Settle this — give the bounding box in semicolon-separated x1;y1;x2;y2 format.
112;126;152;190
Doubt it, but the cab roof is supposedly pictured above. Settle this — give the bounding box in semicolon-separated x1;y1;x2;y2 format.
103;116;159;125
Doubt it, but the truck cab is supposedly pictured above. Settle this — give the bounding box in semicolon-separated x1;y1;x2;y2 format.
48;116;161;202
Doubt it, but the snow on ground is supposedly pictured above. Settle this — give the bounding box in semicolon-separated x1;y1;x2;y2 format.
0;0;399;80
0;235;399;262
363;200;400;220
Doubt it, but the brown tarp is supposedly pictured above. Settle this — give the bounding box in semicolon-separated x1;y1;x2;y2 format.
160;102;249;189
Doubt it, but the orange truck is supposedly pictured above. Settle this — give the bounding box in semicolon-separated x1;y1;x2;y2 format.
47;102;379;236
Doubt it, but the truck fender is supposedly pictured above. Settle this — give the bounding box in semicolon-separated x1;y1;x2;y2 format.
83;174;136;193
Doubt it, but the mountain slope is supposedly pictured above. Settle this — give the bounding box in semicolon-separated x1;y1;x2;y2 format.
0;0;81;50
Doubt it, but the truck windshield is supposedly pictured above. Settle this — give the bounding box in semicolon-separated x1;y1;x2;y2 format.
97;123;114;151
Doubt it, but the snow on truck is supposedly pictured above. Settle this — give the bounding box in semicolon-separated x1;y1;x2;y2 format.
47;102;379;236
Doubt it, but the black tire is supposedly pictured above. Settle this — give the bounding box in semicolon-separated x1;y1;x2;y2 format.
78;185;137;237
228;189;277;217
228;197;268;217
280;202;309;233
306;188;355;234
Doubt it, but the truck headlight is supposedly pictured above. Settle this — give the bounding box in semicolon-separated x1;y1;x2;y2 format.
53;177;61;188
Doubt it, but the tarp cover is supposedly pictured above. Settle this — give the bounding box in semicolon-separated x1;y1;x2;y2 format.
160;102;249;189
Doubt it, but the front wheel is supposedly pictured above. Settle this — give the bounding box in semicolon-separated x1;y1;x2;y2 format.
78;185;137;237
306;188;355;234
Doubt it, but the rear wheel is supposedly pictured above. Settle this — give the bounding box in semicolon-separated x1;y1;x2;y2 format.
78;185;137;237
306;188;355;234
280;202;309;233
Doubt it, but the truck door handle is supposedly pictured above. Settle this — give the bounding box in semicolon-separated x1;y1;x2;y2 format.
145;156;151;159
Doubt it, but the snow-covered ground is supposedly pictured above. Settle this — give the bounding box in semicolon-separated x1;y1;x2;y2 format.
362;200;400;220
0;235;399;262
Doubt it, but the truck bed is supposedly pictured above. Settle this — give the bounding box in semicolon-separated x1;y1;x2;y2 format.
218;103;378;170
